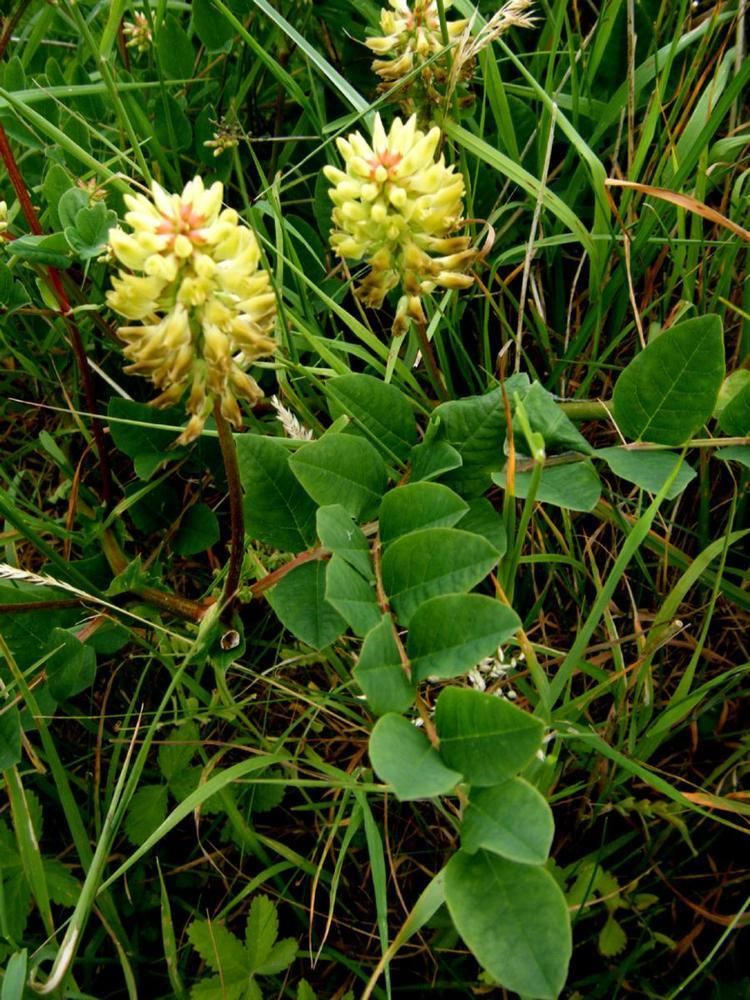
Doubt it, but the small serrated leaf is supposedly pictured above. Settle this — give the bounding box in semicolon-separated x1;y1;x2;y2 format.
42;857;79;907
297;981;318;1000
187;919;247;980
190;977;246;1000
158;722;200;781
598;916;627;958
244;895;279;972
254;937;297;976
124;784;169;846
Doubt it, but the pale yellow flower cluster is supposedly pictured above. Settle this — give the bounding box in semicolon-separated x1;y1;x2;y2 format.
107;177;276;444
123;12;153;54
0;201;7;234
324;114;474;334
366;0;470;116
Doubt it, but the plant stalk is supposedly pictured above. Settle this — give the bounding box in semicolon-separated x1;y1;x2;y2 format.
558;399;612;420
213;402;245;618
0;0;32;61
414;318;449;402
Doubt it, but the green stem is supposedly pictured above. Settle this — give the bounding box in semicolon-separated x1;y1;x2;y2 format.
213;402;245;617
558;399;613;420
414;318;449;402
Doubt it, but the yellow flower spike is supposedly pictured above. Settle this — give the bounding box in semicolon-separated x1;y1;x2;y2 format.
366;0;471;117
106;176;277;444
323;113;475;333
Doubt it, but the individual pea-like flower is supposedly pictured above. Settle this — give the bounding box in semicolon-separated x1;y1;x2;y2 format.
106;176;277;445
0;201;7;234
365;0;471;116
323;113;475;335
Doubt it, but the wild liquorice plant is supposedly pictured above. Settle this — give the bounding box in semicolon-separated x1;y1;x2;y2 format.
0;0;748;997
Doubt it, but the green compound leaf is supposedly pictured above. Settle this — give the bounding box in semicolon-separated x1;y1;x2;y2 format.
9;232;71;268
244;895;279;972
461;778;554;864
410;436;463;483
237;434;317;552
493;461;602;512
64;201;117;260
324;555;381;637
289;434;388;521
716;371;750;436
512;381;593;455
612;315;725;444
108;398;185;479
316;505;373;580
173;503;220;556
156;15;195;79
187;919;247;981
266;561;345;650
445;850;572;1000
407;595;520;683
381;527;500;625
353;615;415;716
379;482;468;546
369;714;462;801
596;447;696;499
456;497;507;555
325;373;417;462
435;687;544;786
715;446;750;469
430;375;529;496
45;628;96;701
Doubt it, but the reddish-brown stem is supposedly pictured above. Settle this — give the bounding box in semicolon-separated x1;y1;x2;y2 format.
250;547;327;598
0;0;32;62
0;599;84;614
100;529;211;622
0;123;113;506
